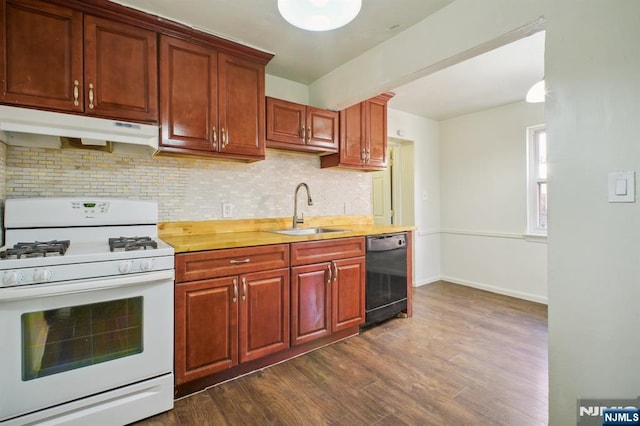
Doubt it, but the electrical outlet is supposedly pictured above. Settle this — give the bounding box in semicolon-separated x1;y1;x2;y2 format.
222;202;233;218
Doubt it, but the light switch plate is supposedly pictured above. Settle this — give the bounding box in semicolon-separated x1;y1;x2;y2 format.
608;171;635;203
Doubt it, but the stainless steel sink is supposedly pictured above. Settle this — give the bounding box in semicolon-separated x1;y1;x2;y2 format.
267;227;349;236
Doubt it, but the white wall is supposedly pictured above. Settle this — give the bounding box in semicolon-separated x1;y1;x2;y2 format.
265;74;309;104
546;1;640;424
387;108;441;286
439;101;547;303
309;0;545;110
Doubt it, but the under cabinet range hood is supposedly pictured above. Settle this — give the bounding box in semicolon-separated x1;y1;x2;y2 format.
0;105;159;156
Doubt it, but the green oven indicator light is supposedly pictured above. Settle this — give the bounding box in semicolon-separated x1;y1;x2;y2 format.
83;203;96;208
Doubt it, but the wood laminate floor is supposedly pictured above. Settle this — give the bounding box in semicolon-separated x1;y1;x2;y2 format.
134;281;548;425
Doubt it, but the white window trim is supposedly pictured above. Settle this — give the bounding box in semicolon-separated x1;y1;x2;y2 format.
526;124;547;237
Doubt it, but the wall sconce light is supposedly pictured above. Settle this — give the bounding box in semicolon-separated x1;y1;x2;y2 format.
278;0;362;32
526;79;545;103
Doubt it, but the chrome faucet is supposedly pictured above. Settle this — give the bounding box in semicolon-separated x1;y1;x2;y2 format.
292;182;313;228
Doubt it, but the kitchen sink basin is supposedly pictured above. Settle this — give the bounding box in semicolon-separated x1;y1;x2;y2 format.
267;227;350;236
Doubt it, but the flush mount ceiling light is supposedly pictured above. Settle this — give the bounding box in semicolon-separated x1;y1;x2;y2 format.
278;0;362;32
526;79;546;103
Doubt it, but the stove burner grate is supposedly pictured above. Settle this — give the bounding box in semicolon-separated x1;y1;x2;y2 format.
109;236;158;252
0;240;71;259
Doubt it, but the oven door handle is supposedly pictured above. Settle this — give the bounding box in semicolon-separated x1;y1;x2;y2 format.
0;270;174;302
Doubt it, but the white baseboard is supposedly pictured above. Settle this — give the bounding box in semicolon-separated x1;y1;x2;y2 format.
413;277;441;287
439;276;548;305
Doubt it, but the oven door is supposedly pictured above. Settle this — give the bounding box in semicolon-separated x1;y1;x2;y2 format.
0;271;174;423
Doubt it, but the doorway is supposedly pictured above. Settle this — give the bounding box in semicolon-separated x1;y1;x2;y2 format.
372;138;415;226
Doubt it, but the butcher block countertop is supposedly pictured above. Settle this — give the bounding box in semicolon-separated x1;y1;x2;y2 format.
159;215;415;253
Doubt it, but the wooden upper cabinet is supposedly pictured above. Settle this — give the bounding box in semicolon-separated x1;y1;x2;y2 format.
0;0;83;111
0;0;158;122
84;15;158;122
321;92;394;171
366;95;389;168
160;35;218;153
266;97;338;154
160;35;265;161
218;53;265;159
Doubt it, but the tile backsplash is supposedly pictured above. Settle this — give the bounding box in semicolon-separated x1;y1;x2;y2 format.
3;145;372;222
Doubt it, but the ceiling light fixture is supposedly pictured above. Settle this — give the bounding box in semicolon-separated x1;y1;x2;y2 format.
277;0;362;32
526;79;545;103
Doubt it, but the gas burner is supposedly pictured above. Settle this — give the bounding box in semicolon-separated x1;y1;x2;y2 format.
0;240;71;259
109;236;158;252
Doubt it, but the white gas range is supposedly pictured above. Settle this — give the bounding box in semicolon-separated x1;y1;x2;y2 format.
0;198;175;425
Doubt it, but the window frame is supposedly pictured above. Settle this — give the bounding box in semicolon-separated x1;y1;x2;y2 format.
526;124;547;236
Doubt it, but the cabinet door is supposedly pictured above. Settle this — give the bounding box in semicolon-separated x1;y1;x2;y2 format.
84;15;158;122
331;257;366;332
175;277;238;385
218;53;265;159
291;263;332;346
239;268;289;363
338;101;365;166
365;96;388;168
159;35;218;153
0;0;83;111
266;97;305;146
307;106;338;151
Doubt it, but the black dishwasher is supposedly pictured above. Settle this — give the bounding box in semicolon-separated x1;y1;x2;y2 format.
364;232;408;327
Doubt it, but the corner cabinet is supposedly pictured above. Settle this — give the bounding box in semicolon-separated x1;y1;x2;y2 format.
290;237;366;346
321;93;394;171
159;35;267;161
174;245;290;385
266;97;339;154
0;0;158;122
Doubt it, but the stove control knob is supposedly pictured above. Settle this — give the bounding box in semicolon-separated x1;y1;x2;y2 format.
119;261;134;274
3;270;23;286
34;268;54;283
140;259;155;272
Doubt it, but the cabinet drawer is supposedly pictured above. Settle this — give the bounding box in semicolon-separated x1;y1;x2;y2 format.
176;244;289;282
290;237;365;266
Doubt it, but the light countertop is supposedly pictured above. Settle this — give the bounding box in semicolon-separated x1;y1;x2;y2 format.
159;216;415;253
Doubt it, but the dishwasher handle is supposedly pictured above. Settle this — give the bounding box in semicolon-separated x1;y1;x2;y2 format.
366;233;407;252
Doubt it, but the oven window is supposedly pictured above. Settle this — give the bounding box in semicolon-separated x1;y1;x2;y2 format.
21;297;143;381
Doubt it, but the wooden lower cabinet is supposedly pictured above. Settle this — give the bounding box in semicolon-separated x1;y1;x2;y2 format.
239;268;290;363
290;237;366;346
174;276;237;384
332;257;366;332
175;268;289;385
174;238;366;393
174;244;290;386
291;263;332;346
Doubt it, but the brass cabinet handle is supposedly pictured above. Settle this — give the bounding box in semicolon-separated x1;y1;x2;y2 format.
306;127;311;143
366;149;371;164
361;148;366;162
300;127;305;141
88;83;95;109
333;262;338;283
230;258;250;264
212;126;218;147
242;277;247;301
73;80;80;106
327;263;332;284
232;278;238;303
221;128;227;147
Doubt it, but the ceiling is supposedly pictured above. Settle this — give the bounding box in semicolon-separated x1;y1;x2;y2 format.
111;0;544;121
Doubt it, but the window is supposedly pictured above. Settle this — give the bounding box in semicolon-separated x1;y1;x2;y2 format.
527;125;547;235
